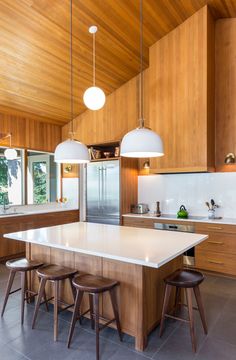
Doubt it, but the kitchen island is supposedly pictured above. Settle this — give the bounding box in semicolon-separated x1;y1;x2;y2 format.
4;222;207;351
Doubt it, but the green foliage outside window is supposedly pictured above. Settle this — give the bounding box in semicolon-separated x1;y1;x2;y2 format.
33;162;47;204
0;158;20;205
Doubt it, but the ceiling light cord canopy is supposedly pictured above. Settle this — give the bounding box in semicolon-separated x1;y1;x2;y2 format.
83;26;106;111
55;0;89;164
2;133;18;160
120;0;164;158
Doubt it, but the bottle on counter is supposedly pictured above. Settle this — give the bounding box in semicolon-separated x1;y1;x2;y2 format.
156;201;161;217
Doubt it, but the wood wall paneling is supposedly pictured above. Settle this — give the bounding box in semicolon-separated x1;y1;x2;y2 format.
0;112;61;153
62;6;215;174
120;157;138;215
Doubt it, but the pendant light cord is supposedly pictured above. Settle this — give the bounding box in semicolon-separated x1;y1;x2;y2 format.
70;0;74;137
139;0;144;128
93;31;96;86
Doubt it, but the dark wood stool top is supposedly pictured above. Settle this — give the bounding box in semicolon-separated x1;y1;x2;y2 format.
36;264;78;281
6;258;43;272
72;274;119;293
165;269;204;288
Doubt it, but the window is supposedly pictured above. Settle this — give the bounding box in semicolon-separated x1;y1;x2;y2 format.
27;151;59;204
0;147;23;205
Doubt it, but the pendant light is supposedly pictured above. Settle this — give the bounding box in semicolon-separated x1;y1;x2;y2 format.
120;0;164;158
55;0;89;164
1;133;17;160
83;26;106;110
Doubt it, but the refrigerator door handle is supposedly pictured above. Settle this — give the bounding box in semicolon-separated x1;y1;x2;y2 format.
98;167;102;209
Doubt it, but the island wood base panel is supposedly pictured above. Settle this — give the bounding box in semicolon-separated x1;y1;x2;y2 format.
26;243;182;351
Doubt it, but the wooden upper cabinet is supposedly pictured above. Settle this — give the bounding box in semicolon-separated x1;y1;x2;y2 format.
215;19;236;171
148;6;215;173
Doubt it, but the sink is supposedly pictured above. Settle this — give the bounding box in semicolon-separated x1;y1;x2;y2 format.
0;212;24;216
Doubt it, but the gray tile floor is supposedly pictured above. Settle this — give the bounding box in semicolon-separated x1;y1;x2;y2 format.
1;264;236;360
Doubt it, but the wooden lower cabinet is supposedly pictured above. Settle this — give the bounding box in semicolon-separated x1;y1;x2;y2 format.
195;224;236;276
0;210;79;261
123;216;236;276
27;243;182;351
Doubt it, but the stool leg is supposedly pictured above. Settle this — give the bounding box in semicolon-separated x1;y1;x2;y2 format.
89;294;95;330
67;290;84;348
69;277;81;324
43;288;49;312
54;281;59;341
94;293;100;360
185;288;196;352
1;270;16;317
174;287;181;314
159;284;172;337
32;277;46;329
109;287;122;341
20;271;27;325
193;285;208;334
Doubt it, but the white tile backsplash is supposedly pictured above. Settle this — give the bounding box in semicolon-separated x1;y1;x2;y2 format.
138;173;236;218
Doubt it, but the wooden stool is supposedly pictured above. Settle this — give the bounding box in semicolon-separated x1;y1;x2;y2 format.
1;258;45;324
160;269;207;352
32;264;78;341
67;274;122;360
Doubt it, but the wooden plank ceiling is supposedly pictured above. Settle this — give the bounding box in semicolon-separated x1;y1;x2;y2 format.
0;0;236;125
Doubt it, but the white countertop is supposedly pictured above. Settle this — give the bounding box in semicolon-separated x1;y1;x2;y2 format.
4;222;207;268
123;213;236;226
0;206;78;219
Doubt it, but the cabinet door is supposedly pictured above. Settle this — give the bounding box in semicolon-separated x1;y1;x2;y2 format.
148;6;214;173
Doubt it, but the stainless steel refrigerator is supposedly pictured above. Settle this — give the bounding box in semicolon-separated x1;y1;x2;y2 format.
86;159;120;225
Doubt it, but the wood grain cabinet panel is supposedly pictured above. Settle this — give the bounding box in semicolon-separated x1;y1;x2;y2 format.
195;249;236;276
148;6;215;173
195;223;236;275
0;210;79;261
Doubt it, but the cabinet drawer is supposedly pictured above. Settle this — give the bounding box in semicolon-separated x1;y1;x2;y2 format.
195;232;236;254
122;217;155;229
195;249;236;275
195;223;236;234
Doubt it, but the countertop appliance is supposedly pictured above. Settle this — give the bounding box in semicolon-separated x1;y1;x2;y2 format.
131;203;149;214
154;222;195;266
86;159;120;225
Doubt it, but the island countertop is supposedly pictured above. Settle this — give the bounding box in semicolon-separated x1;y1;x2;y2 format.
4;222;207;268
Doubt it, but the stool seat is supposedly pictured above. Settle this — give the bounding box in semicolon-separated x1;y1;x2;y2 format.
6;258;43;272
73;274;118;293
36;264;78;281
165;269;204;288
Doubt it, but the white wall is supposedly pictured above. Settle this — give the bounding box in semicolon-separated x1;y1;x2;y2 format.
138;173;236;218
62;178;79;208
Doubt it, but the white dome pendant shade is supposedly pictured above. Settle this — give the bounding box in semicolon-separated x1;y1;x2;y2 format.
4;148;18;160
54;139;90;164
83;86;106;110
54;0;90;164
120;0;164;159
83;26;106;111
120;127;164;158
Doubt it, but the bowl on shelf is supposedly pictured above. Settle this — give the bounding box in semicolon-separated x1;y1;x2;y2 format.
103;151;112;158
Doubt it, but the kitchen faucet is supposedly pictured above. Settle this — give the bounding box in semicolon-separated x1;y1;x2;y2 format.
3;193;10;213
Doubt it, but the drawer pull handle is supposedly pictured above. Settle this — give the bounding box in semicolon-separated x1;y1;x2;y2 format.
207;241;224;245
207;259;224;265
207;226;223;230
